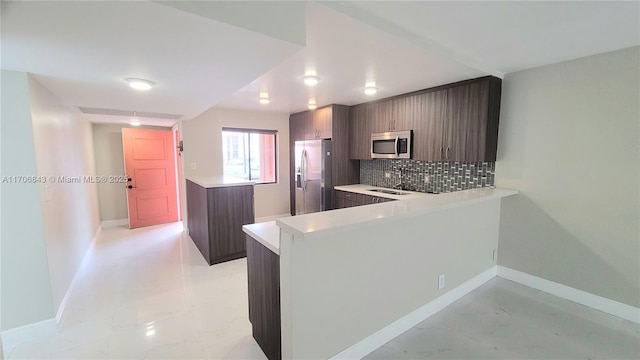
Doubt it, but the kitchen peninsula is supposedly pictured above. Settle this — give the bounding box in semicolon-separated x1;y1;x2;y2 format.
186;176;254;265
244;187;517;360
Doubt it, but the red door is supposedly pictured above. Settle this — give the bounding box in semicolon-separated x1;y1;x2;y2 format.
123;128;179;229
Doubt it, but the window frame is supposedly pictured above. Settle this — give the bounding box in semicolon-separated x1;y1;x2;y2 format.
221;127;278;185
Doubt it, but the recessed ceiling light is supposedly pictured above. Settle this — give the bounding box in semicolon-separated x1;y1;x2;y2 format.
125;78;155;91
303;75;320;86
259;92;270;104
364;82;378;95
308;100;317;110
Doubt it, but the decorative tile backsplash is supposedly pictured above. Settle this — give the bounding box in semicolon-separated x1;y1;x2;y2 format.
360;160;495;194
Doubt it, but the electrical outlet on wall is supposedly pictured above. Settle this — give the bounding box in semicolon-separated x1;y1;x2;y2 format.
384;172;391;178
438;273;445;290
190;162;196;170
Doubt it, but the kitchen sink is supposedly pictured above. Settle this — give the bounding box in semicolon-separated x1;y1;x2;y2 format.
368;188;409;195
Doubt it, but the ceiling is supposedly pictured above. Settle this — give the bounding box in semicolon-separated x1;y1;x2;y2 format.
2;1;638;124
0;1;303;124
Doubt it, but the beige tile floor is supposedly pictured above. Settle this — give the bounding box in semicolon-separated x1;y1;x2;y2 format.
7;221;639;359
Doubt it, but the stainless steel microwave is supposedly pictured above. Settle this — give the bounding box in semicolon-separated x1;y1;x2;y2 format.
371;130;412;159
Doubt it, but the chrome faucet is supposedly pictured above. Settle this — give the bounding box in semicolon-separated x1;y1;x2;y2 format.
394;169;405;190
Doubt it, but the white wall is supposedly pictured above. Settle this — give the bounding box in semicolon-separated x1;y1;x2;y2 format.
0;71;55;330
27;76;102;313
496;46;640;307
280;199;501;359
92;123;171;221
182;107;290;218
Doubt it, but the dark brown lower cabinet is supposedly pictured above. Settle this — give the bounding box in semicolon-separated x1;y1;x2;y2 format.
246;235;281;360
186;180;254;265
335;190;395;209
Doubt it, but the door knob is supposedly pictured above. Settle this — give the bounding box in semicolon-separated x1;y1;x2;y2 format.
127;185;136;189
127;177;132;182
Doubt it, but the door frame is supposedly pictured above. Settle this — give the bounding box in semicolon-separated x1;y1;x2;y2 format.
172;123;184;223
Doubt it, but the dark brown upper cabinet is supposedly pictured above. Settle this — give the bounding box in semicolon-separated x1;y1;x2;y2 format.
450;78;501;162
290;105;333;141
371;101;394;132
289;112;306;144
348;76;501;162
291;111;313;140
404;91;447;161
392;97;414;132
348;103;373;160
313;106;332;139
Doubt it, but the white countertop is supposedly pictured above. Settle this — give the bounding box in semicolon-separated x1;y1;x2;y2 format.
243;221;280;255
186;175;254;188
334;184;430;200
277;188;518;240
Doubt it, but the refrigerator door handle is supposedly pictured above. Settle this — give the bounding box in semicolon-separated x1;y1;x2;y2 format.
302;149;307;190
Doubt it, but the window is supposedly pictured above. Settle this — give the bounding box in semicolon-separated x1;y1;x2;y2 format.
222;128;277;184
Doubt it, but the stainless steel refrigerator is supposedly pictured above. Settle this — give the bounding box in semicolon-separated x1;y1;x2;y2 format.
295;140;332;215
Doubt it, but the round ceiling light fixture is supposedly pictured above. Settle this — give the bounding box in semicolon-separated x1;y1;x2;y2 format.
308;100;317;110
125;78;155;91
259;92;270;104
364;81;378;95
303;75;320;87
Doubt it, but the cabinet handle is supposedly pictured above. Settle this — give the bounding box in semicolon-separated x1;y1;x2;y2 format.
440;147;444;159
446;147;450;159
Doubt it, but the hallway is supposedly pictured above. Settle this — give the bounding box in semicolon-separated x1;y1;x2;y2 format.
8;222;266;359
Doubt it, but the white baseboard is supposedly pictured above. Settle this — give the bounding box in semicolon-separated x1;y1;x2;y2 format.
100;218;128;228
55;225;102;323
255;213;291;224
330;266;497;360
497;266;640;324
1;318;57;356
